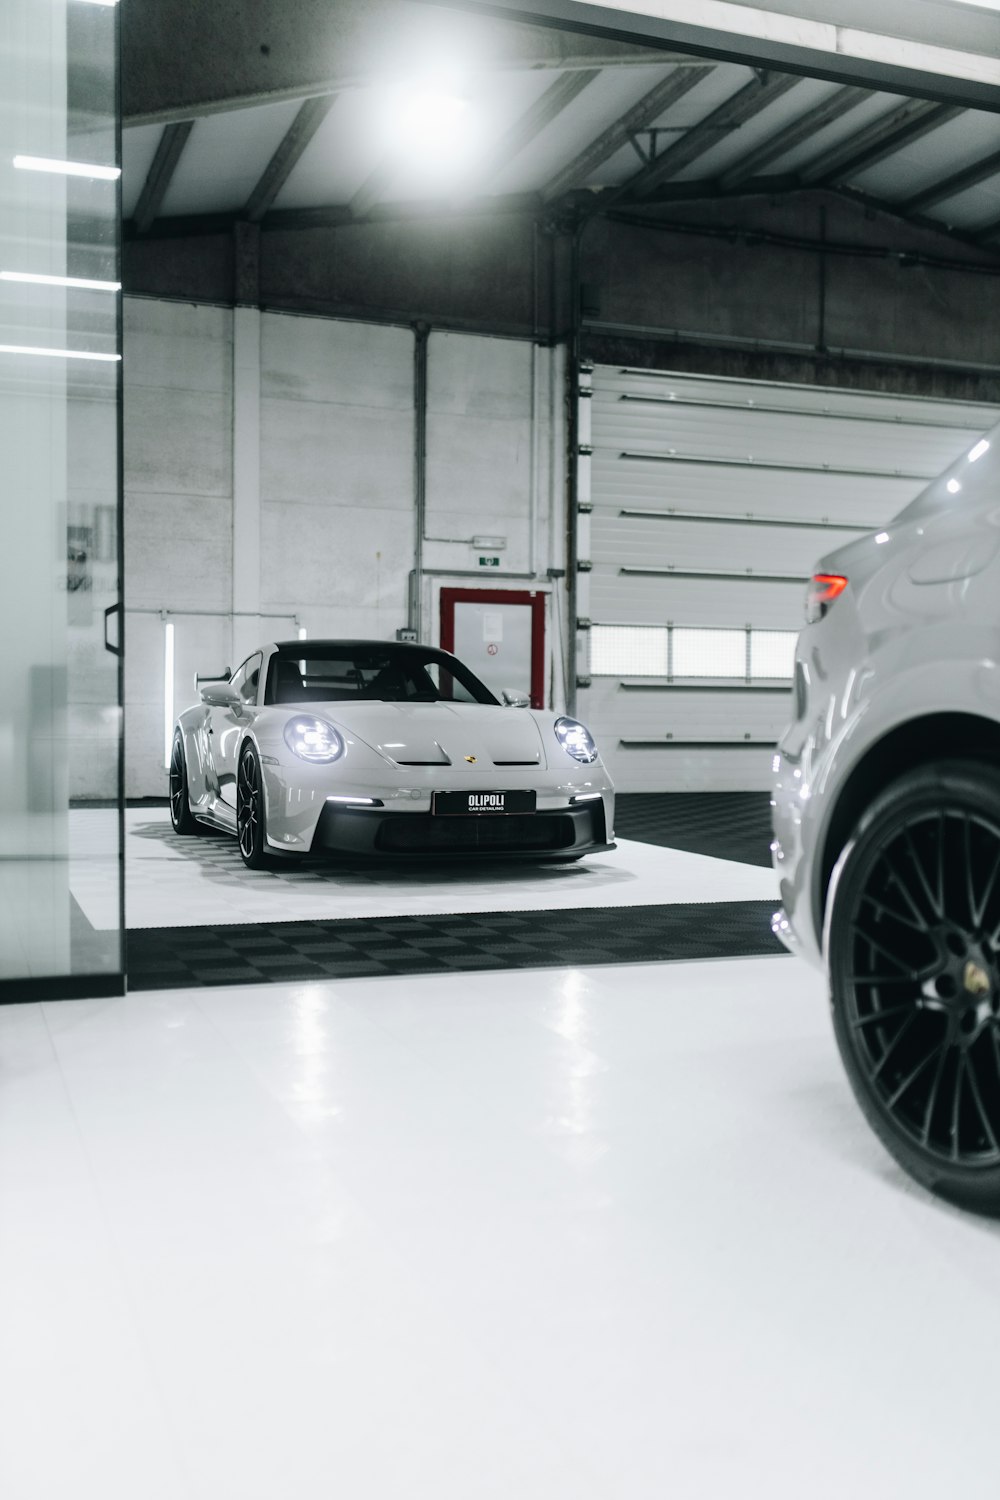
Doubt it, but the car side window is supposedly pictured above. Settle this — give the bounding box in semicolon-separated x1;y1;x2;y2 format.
240;654;262;705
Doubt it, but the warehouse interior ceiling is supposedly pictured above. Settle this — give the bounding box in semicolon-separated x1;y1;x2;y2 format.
118;2;1000;255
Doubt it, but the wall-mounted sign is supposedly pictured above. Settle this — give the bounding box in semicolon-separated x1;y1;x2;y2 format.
478;556;500;568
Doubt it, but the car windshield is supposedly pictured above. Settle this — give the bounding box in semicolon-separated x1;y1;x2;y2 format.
264;645;499;706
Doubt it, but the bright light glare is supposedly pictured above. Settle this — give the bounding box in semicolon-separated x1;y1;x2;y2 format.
969;439;990;463
375;82;480;179
947;478;962;494
874;532;889;544
0;343;120;361
1;270;120;292
395;89;468;141
326;795;377;805
163;622;175;771
75;0;119;6
14;154;120;181
297;626;307;641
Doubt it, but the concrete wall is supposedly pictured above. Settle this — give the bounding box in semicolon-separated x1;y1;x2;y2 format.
123;298;567;797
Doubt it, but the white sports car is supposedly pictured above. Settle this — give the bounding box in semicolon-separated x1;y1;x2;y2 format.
169;639;615;868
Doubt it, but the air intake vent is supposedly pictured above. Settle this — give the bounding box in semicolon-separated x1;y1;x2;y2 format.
493;760;539;767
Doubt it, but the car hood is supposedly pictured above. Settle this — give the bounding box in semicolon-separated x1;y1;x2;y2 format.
314;701;549;769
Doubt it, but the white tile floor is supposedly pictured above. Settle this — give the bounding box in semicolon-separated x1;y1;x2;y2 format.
3;956;1000;1499
104;808;778;931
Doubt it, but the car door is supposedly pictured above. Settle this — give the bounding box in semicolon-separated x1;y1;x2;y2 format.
212;653;262;810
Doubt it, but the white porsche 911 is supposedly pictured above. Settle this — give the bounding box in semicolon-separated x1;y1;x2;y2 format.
169;639;615;868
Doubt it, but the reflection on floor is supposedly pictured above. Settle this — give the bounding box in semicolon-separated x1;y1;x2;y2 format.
107;808;778;933
3;957;998;1499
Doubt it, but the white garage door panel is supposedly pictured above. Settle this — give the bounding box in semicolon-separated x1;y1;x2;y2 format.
591;455;920;522
588;682;792;739
583;364;1000;790
610;745;778;793
592;396;983;476
589;571;806;629
591;515;864;577
594;367;999;431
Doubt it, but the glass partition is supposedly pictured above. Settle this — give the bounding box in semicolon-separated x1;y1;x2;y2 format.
0;0;123;999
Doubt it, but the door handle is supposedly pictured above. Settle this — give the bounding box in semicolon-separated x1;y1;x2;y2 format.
103;603;122;657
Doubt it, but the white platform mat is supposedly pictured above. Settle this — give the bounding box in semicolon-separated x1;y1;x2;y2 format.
70;808;779;931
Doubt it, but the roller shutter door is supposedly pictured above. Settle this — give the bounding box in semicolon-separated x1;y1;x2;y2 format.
576;365;999;791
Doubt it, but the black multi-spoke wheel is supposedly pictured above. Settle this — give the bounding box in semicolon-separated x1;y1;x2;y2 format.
829;761;1000;1216
168;731;203;835
236;743;273;869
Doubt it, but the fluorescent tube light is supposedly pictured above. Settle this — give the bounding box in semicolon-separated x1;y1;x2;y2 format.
0;343;120;361
1;270;121;292
164;623;175;770
968;439;990;463
13;155;120;181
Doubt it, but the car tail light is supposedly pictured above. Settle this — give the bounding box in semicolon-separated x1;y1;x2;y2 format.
805;573;848;624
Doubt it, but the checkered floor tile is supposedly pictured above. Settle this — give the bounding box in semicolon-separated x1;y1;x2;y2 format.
127;900;785;990
614;793;773;867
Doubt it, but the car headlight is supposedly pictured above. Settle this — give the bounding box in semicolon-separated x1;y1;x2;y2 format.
283;716;344;763
555;716;599;764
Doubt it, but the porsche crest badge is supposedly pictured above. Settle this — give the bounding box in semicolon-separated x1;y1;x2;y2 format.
465;755;477;764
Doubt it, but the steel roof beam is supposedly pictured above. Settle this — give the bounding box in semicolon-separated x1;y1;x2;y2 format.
541;64;715;202
718;84;870;191
900;147;1000;216
619;71;802;201
132;120;193;235
243;96;337;222
467;69;600;192
798;98;964;184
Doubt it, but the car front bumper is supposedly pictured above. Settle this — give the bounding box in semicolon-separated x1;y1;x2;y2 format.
310;797;612;858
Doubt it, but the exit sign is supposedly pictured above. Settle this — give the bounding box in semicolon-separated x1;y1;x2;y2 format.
478;555;500;568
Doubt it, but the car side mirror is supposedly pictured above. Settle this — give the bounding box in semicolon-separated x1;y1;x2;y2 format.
501;688;531;708
200;680;241;708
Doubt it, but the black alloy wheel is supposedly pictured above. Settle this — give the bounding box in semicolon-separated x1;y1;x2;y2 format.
828;761;1000;1216
169;731;202;835
237;743;273;869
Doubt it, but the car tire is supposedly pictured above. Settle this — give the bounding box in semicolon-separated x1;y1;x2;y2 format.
237;742;275;870
828;759;1000;1217
168;731;205;836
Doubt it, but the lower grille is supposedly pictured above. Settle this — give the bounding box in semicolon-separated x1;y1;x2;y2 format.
376;813;575;854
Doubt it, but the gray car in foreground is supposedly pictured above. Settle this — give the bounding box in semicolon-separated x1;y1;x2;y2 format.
773;420;1000;1215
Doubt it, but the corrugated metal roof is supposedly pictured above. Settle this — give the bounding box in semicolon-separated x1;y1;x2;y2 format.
122;56;1000;250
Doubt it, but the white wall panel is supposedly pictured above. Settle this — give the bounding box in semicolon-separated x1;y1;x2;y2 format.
582;364;1000;791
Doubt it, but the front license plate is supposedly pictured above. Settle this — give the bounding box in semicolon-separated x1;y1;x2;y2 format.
432;790;536;816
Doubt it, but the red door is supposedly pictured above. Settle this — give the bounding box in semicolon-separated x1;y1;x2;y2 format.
440;588;546;709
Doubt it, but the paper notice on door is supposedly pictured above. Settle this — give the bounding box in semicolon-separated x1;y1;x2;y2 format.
483;612;503;642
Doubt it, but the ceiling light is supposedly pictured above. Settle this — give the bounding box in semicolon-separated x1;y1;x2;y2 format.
75;0;119;6
968;439;990;463
396;89;468;142
376;83;479;176
0;343;120;361
1;270;120;292
14;155;120;181
947;478;961;494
